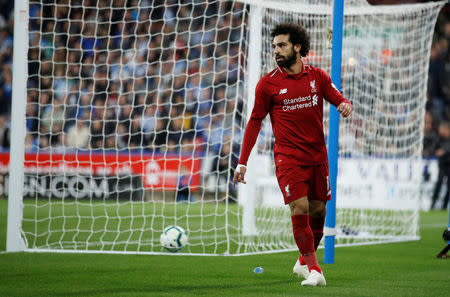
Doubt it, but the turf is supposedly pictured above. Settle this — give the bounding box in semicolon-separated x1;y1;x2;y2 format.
0;199;449;297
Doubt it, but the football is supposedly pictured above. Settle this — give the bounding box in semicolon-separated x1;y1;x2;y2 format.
160;226;188;252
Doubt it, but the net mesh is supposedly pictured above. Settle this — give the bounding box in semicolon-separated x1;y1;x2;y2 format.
13;0;444;254
247;0;444;250
22;0;248;254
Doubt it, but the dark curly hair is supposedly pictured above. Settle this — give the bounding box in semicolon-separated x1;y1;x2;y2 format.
270;23;310;57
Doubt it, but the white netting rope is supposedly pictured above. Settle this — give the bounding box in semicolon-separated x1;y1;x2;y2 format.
249;0;444;251
24;0;248;254
16;0;444;255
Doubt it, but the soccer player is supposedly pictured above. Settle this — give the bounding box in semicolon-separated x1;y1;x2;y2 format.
233;23;352;286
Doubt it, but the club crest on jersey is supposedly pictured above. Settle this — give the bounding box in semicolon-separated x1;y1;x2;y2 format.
279;88;287;95
310;80;317;93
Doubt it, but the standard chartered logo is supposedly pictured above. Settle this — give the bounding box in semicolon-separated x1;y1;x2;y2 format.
282;95;318;111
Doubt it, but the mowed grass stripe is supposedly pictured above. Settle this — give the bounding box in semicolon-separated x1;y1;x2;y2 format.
0;200;449;296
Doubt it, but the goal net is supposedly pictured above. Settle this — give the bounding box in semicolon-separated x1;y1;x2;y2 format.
6;0;444;255
240;0;445;252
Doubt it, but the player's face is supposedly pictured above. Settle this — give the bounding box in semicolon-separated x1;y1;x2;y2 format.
272;34;299;68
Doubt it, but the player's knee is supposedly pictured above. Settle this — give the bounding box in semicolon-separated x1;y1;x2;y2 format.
289;197;309;215
291;206;308;215
309;201;326;217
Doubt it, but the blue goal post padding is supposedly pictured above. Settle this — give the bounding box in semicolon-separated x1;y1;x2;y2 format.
325;0;344;265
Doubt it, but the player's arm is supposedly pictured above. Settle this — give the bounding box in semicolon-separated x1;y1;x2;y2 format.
319;69;352;118
233;79;271;187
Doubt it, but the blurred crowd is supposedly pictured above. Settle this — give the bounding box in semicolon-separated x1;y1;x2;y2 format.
424;9;450;156
0;0;448;165
0;0;246;160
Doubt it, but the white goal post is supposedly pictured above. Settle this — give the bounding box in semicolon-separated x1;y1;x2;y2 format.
7;0;28;252
6;0;445;255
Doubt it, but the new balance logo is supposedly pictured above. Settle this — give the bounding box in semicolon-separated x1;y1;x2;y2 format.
285;184;291;197
279;88;287;94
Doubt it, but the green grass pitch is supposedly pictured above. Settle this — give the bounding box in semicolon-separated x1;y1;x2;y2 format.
0;199;449;297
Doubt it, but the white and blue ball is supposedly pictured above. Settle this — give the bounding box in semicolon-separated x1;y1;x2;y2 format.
160;226;188;252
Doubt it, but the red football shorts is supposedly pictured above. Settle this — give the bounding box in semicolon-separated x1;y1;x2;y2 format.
275;162;331;204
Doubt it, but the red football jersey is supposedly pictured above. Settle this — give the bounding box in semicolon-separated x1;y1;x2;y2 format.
238;63;352;166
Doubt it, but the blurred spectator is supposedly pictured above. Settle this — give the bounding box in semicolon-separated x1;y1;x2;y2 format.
151;119;168;151
66;119;90;149
104;136;117;150
430;122;450;210
0;114;9;149
142;105;157;137
1;64;12;111
210;139;238;202
118;104;132;131
129;115;145;148
25;102;39;134
423;111;440;158
427;42;447;120
0;88;8;116
41;98;65;135
0;1;449;205
24;132;38;151
90;120;104;149
167;114;195;153
175;163;195;203
50;122;65;152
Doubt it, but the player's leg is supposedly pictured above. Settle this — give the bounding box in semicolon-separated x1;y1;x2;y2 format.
289;197;321;277
431;167;444;209
308;162;331;250
442;169;450;210
294;200;325;282
276;164;324;285
289;196;326;286
294;198;326;286
300;163;330;286
286;194;311;279
309;200;326;250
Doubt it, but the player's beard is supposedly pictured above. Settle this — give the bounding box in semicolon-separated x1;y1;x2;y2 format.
275;48;297;68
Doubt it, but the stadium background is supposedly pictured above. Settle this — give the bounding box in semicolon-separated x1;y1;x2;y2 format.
0;2;448;296
0;0;448;208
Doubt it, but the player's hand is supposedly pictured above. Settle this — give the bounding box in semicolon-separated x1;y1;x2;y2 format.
337;102;352;118
233;164;247;188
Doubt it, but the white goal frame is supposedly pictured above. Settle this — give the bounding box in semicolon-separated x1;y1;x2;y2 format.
7;0;28;252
